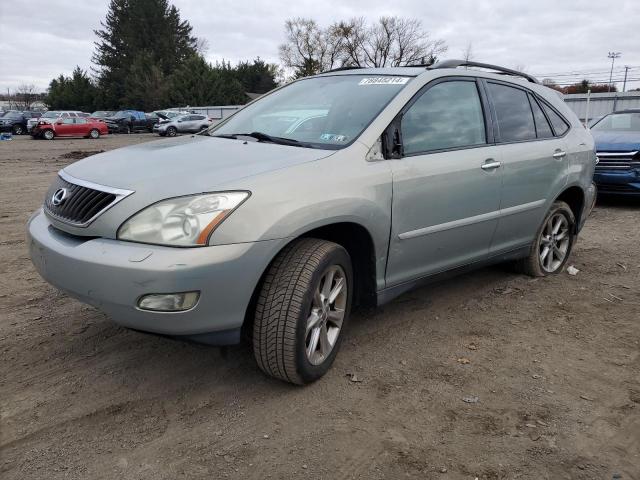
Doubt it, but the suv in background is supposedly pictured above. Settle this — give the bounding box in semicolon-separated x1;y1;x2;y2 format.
590;109;640;195
28;60;596;384
0;111;41;135
104;110;154;133
153;113;212;136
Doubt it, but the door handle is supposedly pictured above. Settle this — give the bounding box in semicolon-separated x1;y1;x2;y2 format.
552;150;567;159
481;159;502;171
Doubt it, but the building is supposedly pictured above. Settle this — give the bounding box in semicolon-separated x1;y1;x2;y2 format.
563;91;640;124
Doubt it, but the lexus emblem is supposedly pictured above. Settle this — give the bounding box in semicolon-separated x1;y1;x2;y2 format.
51;188;68;206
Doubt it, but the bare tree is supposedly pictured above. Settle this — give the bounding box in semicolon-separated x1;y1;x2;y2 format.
15;84;37;110
279;16;447;77
462;42;474;62
279;18;344;78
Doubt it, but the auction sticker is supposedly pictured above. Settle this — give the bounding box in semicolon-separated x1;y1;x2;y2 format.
358;77;410;85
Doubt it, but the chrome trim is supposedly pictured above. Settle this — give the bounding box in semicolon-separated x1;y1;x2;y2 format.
44;170;135;228
398;199;545;240
58;170;134;197
595;151;637;157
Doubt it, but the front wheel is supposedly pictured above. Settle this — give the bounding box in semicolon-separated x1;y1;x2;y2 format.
166;126;177;137
253;238;353;385
12;124;24;135
89;129;100;139
518;201;576;277
42;129;55;140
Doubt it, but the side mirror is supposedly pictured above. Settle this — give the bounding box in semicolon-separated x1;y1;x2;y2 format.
56;120;63;125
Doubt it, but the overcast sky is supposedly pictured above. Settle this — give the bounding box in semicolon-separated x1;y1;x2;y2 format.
0;0;638;92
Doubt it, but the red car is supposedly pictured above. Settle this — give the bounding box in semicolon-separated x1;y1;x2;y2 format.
32;117;108;140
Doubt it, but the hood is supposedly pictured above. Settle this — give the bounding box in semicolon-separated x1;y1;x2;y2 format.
592;130;640;152
64;135;335;198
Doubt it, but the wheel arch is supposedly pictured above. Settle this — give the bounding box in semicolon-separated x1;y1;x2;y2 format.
242;220;379;338
554;184;585;233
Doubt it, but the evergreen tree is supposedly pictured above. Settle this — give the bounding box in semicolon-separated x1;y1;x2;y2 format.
235;58;280;94
93;0;197;108
46;67;98;111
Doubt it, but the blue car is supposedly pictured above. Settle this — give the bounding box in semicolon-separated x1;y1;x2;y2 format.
591;109;640;195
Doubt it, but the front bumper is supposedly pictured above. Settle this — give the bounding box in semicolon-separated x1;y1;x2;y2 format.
594;168;640;195
27;209;285;341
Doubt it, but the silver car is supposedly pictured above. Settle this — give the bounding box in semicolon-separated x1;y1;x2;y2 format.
153;113;212;136
28;60;596;384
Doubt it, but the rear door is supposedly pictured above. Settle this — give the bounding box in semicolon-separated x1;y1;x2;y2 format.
484;80;569;253
386;78;503;286
74;117;89;136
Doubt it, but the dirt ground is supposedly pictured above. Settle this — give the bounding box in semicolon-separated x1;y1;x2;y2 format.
1;134;638;480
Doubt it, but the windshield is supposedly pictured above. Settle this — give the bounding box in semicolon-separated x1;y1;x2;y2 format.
592;112;640;133
210;75;411;149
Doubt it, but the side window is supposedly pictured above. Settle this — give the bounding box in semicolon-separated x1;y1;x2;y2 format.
75;118;87;124
488;83;536;142
528;94;554;139
402;80;486;154
541;103;570;136
194;115;205;121
62;118;74;124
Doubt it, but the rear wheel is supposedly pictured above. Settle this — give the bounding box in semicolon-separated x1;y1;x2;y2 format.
42;129;55;140
253;238;352;385
166;126;177;137
517;201;576;277
89;129;100;139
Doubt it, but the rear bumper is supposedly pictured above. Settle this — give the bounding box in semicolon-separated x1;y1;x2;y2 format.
594;169;640;195
27;209;285;342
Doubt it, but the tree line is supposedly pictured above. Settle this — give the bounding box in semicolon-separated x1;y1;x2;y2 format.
43;1;451;111
46;0;279;112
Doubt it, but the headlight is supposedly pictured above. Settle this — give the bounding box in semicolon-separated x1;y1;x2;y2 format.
117;192;249;247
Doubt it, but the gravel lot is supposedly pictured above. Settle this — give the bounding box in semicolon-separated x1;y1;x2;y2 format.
1;134;639;479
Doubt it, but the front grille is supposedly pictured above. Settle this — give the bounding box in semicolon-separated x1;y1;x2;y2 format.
44;174;130;227
595;151;638;170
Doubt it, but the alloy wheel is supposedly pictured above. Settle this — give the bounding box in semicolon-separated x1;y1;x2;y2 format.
305;265;347;365
539;213;570;273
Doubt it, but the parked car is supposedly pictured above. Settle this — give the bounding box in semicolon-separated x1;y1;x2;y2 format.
28;111;85;133
31;116;109;140
28;60;596;384
90;111;116;120
104;110;154;133
0;111;41;135
153;113;212;136
590;109;640;195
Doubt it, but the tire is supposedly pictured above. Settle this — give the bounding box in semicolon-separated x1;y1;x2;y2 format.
517;201;576;277
89;129;100;139
166;126;177;137
12;124;24;135
253;238;353;385
42;129;55;140
125;125;131;134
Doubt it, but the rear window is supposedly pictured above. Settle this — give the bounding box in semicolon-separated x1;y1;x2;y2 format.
528;95;554;139
488;83;537;142
541;103;570;136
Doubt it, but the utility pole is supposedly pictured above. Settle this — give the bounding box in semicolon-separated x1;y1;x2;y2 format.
607;52;621;92
622;66;630;92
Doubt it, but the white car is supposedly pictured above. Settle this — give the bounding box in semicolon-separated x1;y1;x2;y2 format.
153;113;212;136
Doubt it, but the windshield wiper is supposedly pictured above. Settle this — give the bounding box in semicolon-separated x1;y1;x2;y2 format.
212;131;312;148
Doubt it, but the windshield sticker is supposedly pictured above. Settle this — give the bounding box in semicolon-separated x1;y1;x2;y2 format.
358;77;410;86
320;133;349;142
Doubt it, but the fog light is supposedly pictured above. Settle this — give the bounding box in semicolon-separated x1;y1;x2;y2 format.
137;291;200;312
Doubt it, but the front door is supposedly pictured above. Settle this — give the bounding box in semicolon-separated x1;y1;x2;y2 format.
55;117;76;136
386;78;503;286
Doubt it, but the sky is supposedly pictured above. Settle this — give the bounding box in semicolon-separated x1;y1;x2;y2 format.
0;0;639;93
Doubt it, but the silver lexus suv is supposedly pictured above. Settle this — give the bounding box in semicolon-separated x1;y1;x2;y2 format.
28;60;596;384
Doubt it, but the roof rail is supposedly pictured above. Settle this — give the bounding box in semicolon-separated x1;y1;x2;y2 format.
430;59;540;84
